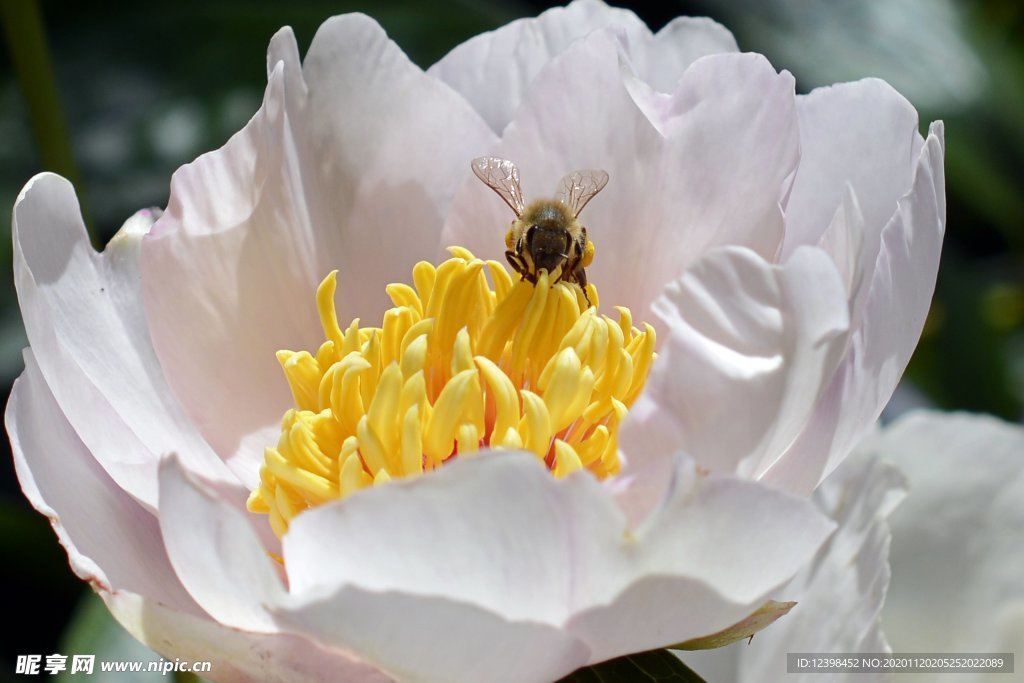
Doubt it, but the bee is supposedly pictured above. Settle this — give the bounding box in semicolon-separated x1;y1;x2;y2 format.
471;156;608;306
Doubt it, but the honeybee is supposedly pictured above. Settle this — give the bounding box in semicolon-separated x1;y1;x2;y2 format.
471;156;608;306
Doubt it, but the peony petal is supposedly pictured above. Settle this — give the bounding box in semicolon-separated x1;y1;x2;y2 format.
570;455;834;661
683;451;905;682
816;185;866;300
141;18;496;473
7;351;200;614
429;0;645;134
627;15;738;91
12;175;236;506
103;590;392;683
761;122;945;493
282;454;602;623
782;79;921;260
275;588;590;683
301;15;498;317
877;412;1024;657
443;35;798;322
624;51;797;307
789;82;924;347
428;0;735;134
617;245;849;516
739;453;903;681
157;457;284;634
280;452;832;668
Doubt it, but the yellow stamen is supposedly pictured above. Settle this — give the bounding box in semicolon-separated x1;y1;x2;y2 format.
247;248;656;536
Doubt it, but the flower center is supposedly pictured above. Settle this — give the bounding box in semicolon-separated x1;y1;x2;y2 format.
247;247;655;537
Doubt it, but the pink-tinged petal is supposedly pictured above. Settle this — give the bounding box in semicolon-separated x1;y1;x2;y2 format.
275;589;590;683
622;51;797;295
626;16;738;92
878;412;1024;657
279;452;832;669
429;0;646;134
102;590;392;683
816;185;866;300
617;245;849;515
283;455;599;623
12;174;236;506
788;81;925;350
428;0;735;134
444;35;798;322
683;452;905;682
739;453;903;681
142;60;320;486
7;351;200;615
158;457;284;633
571;456;834;661
782;79;921;259
142;18;496;475
762;122;945;493
302;15;497;315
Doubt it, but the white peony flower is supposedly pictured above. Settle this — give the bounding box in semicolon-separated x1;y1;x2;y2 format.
6;2;944;681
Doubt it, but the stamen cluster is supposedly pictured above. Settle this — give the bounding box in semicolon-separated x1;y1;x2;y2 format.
248;247;655;537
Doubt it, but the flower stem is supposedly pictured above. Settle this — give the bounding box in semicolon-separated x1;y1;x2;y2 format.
0;0;91;241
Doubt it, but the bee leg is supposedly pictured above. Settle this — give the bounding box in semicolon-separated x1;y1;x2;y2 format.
505;250;529;282
573;264;592;308
561;237;592;307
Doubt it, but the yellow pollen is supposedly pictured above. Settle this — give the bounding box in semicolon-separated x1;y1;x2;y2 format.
247;247;656;537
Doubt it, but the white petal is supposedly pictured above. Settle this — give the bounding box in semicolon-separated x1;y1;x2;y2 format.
762;122;945;493
279;452;832;671
429;0;643;133
157;457;284;634
618;245;849;517
740;453;904;681
816;185;866;298
628;15;739;92
443;34;798;321
877;412;1024;658
276;589;590;683
141;18;496;476
12;174;236;506
783;79;921;259
572;456;834;662
628;51;798;286
6;351;199;614
103;590;392;683
684;451;905;682
429;0;735;133
301;15;497;315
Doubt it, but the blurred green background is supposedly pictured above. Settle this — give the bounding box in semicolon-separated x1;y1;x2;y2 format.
1;0;1021;680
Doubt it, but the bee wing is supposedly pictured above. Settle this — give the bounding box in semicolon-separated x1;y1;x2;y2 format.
556;169;609;218
471;156;526;216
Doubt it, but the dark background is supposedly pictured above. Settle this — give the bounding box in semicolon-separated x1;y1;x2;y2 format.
1;1;1021;679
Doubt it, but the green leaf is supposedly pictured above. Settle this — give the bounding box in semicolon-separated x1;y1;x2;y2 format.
671;600;796;650
557;649;708;682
